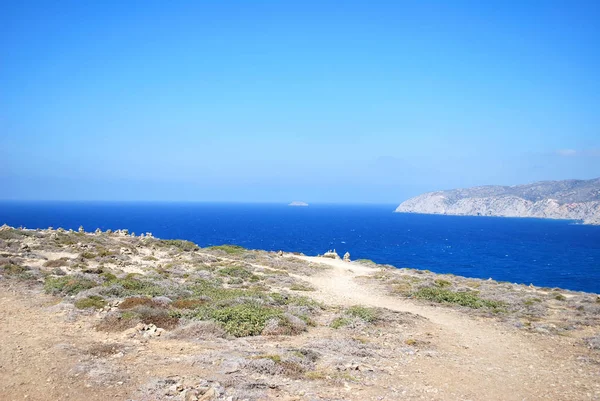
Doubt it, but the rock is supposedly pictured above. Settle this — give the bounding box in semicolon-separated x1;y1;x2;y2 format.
288;201;309;207
183;389;199;401
198;387;216;401
95;228;102;234
78;226;85;233
343;252;351;262
323;249;340;260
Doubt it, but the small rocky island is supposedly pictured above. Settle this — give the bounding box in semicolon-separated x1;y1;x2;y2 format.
288;201;309;207
395;177;600;225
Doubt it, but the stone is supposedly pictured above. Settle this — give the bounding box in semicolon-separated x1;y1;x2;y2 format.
198;387;217;401
323;249;340;260
343;252;351;262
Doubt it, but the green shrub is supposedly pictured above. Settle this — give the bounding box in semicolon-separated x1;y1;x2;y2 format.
209;303;283;337
75;296;107;310
159;240;199;252
96;247;115;257
434;279;452;288
111;277;167;297
208;245;246;255
2;263;28;275
347;305;379;323
290;283;315;291
43;258;70;268
44;276;98;295
100;272;117;282
218;265;253;279
330;317;351;329
80;252;96;259
413;287;504;310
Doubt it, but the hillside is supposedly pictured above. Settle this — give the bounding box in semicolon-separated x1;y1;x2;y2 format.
0;225;599;400
395;178;600;224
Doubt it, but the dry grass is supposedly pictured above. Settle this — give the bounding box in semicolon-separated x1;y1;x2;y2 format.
86;342;125;357
43;257;70;267
167;321;226;339
118;296;162;310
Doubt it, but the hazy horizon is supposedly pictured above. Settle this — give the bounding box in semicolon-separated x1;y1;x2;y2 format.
2;1;599;202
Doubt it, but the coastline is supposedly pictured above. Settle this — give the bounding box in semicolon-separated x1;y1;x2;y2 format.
1;224;599;400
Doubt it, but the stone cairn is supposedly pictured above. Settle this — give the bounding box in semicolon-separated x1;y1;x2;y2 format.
323;249;341;260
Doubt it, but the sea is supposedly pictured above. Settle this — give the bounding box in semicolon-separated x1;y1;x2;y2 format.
1;201;599;294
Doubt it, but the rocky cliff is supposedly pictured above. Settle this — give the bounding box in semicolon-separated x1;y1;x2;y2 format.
395;178;600;225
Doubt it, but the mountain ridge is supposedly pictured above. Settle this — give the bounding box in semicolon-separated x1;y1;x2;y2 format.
395;178;600;225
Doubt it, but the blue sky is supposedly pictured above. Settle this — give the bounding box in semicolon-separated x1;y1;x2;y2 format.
1;1;599;202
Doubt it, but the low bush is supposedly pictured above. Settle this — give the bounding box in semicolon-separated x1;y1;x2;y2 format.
208;245;246;255
218;265;254;279
75;295;107;310
119;296;160;310
347;305;379;323
262;313;307;335
2;263;28;275
44;275;98;295
43;258;70;268
330;317;351;329
168;321;225;339
80;252;97;259
96;311;141;332
209;303;283;337
131;306;180;329
171;298;208;309
159;240;199;252
108;276;168;297
290;283;315;291
434;279;452;288
413;287;504;310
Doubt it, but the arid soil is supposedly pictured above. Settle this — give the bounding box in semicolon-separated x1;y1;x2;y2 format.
1;226;599;400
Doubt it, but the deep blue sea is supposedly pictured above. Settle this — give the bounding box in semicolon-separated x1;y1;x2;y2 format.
1;201;599;294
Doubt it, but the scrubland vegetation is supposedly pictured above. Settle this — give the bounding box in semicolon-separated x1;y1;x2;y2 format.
0;225;598;401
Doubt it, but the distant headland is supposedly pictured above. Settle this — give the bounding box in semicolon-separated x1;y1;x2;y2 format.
395;177;600;225
288;201;309;207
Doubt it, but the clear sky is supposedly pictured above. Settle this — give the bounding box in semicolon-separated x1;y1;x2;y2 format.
1;1;599;203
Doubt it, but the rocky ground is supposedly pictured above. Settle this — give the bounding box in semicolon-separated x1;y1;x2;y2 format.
1;225;599;400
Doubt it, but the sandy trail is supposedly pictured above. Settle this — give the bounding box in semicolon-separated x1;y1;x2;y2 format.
290;256;599;400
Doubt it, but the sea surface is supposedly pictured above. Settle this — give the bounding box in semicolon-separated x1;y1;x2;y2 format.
1;201;599;293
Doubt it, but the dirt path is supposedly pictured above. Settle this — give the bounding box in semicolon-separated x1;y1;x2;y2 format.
0;284;136;401
291;256;600;400
2;251;599;401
